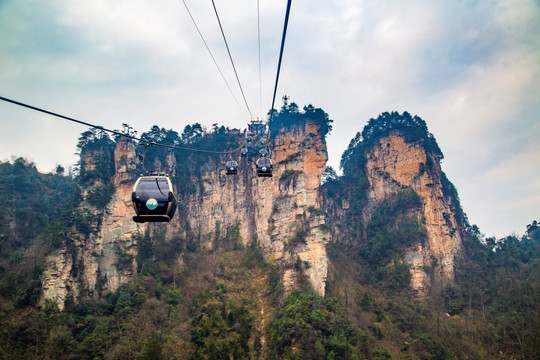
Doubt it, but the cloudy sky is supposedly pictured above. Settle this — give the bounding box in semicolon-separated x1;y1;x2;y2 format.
1;0;539;238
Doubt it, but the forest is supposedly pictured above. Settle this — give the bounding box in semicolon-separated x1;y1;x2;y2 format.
0;108;538;359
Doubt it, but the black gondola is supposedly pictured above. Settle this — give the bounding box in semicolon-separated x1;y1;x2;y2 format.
247;135;253;143
259;149;268;157
256;158;273;177
241;148;248;157
132;174;177;223
226;160;238;175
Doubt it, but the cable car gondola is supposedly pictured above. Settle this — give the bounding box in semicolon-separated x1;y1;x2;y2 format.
241;148;248;157
132;174;177;223
256;158;273;177
226;160;238;175
259;149;268;157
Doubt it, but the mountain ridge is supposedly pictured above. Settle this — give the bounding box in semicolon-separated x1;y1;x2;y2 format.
0;105;538;359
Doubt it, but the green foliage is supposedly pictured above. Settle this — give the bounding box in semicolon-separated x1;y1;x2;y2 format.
0;158;77;310
0;247;270;359
363;111;441;159
86;182;115;209
340;111;442;174
320;223;331;233
452;220;540;359
267;290;365;360
138;337;164;360
420;333;450;360
136;230;154;274
224;220;242;250
280;169;297;180
307;206;324;216
303;104;333;138
289;222;308;248
107;283;136;313
440;171;469;230
323;133;370;241
321;166;338;185
13;279;42;308
442;285;465;316
0;157;76;251
269;101;333;140
361;190;425;268
188;290;254;360
165;288;182;305
139;125;181;173
42;205;101;249
354;190;426;289
377;260;411;290
77;128;116;184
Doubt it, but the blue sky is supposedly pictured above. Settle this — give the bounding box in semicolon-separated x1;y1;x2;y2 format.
1;0;539;238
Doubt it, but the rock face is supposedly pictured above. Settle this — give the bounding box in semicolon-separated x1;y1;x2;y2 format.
95;138;141;293
364;134;463;295
41;138;141;310
40;117;463;309
41;123;331;310
40;248;74;310
184;120;329;295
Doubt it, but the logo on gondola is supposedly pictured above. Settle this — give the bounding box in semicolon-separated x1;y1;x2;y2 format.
146;198;158;210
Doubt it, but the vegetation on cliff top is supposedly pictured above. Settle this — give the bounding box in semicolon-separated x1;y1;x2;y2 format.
327;111;467;243
269;101;333;140
342;111;442;167
76;128;116;185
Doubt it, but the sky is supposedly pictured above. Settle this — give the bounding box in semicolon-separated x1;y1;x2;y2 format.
0;0;539;238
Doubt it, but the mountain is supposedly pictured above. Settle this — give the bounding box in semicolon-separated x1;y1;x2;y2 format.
324;111;466;297
0;104;538;359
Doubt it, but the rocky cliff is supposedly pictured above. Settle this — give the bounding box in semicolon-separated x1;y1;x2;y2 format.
364;134;463;296
40;138;141;310
41;120;331;309
183;120;329;295
324;112;464;296
40;111;465;310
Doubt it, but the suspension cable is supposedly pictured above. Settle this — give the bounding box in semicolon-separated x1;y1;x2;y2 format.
0;95;247;155
257;0;262;119
180;0;241;110
269;0;292;123
210;0;254;120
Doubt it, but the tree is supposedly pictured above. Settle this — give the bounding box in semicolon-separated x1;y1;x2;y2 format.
76;128;116;184
55;164;65;176
181;123;204;144
267;290;364;360
322;166;338;184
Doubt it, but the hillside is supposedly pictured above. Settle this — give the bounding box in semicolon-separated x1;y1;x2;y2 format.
0;105;538;359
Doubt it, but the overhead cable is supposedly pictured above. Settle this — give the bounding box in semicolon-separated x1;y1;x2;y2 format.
269;0;292;123
257;0;262;119
210;0;254;120
180;0;242;109
0;95;246;155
